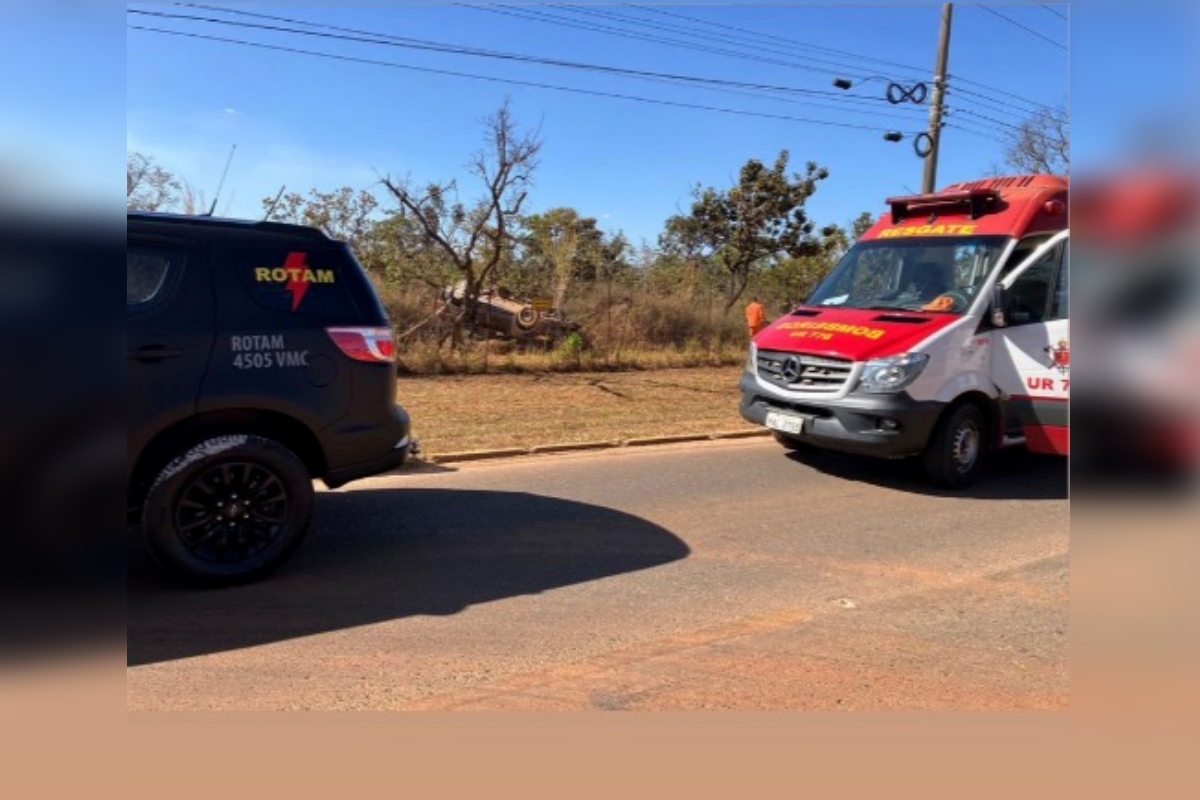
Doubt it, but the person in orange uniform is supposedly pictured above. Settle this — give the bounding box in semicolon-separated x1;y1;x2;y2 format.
745;296;768;338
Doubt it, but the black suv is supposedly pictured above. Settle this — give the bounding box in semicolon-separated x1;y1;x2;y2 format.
127;213;411;586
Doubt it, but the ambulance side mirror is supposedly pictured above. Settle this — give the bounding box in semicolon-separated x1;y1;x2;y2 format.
990;285;1009;328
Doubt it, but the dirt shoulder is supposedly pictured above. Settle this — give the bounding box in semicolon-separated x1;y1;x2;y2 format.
397;365;756;456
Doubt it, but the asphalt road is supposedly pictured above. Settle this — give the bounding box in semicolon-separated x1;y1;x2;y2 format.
128;439;1069;710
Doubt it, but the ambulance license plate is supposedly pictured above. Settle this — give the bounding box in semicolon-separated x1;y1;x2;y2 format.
765;411;804;436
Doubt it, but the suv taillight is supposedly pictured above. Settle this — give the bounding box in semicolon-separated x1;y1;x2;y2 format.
326;327;396;363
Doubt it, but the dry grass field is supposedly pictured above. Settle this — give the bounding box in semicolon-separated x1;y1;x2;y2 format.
397;365;756;455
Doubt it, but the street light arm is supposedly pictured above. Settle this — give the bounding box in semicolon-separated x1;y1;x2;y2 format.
832;75;892;90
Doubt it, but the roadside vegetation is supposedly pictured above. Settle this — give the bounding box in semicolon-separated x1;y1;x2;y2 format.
129;98;1065;377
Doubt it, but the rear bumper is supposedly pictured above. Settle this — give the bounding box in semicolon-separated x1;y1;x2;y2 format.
323;434;410;488
739;372;943;458
321;402;412;488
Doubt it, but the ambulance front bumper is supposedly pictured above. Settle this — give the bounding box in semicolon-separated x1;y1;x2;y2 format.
739;373;944;458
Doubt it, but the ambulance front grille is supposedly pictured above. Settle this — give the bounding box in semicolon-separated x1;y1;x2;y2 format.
757;350;854;393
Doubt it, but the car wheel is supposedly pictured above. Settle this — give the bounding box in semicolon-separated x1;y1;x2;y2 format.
515;306;539;330
922;403;986;489
140;434;314;587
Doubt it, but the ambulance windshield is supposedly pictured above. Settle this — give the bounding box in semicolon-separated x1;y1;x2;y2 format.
807;236;1010;314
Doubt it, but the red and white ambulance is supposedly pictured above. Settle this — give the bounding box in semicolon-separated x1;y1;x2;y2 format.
739;175;1069;487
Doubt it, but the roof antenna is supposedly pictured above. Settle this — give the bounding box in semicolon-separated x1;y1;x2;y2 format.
263;184;286;220
206;143;237;216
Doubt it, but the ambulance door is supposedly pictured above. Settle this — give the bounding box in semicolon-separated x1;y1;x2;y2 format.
991;230;1070;455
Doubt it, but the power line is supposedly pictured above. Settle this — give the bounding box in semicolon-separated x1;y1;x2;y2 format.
977;6;1068;51
464;2;1056;122
162;4;929;123
624;4;1059;114
127;24;915;135
152;6;916;112
548;4;925;82
949;77;1058;116
628;4;1061;122
496;2;1051;122
452;3;919;97
1039;5;1069;22
949;84;1053;116
140;6;1027;155
628;4;930;79
949;107;1025;134
203;1;1055;119
944;123;1008;145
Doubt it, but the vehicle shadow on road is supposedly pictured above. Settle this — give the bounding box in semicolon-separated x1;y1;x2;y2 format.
783;447;1068;500
128;489;689;666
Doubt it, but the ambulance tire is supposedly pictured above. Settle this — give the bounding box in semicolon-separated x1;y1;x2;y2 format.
922;403;986;489
773;432;805;451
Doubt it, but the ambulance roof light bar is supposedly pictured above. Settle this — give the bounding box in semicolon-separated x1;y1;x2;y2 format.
885;188;1001;225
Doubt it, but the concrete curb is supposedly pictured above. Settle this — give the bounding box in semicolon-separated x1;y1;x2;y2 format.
432;447;530;464
530;440;621;454
426;429;769;464
710;429;772;440
624;433;713;447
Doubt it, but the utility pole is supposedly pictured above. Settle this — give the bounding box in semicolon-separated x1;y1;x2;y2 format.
922;3;953;193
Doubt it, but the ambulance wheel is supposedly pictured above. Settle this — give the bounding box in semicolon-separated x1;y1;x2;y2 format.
923;403;986;489
773;432;805;451
140;435;314;587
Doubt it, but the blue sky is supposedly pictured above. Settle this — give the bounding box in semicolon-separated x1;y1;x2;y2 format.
0;5;125;212
1069;4;1197;172
122;3;1078;246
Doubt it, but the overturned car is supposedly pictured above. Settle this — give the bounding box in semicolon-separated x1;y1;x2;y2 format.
437;280;581;344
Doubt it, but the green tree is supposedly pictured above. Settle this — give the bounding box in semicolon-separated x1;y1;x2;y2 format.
262;186;382;269
665;151;831;315
851;211;876;241
658;213;711;299
369;212;459;290
520;208;631;306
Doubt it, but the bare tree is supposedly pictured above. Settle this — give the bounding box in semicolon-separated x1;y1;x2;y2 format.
381;100;542;347
127;151;181;211
179;180;210;216
1004;103;1069;175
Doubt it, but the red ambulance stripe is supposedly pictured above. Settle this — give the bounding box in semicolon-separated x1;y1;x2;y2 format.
1024;425;1069;456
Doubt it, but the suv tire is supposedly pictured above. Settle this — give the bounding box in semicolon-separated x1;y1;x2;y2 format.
141;434;314;587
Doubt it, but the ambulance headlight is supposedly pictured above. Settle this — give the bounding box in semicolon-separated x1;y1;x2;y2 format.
858;353;930;394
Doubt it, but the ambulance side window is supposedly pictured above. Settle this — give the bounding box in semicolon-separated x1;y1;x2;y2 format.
1001;234;1051;277
1008;241;1064;325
